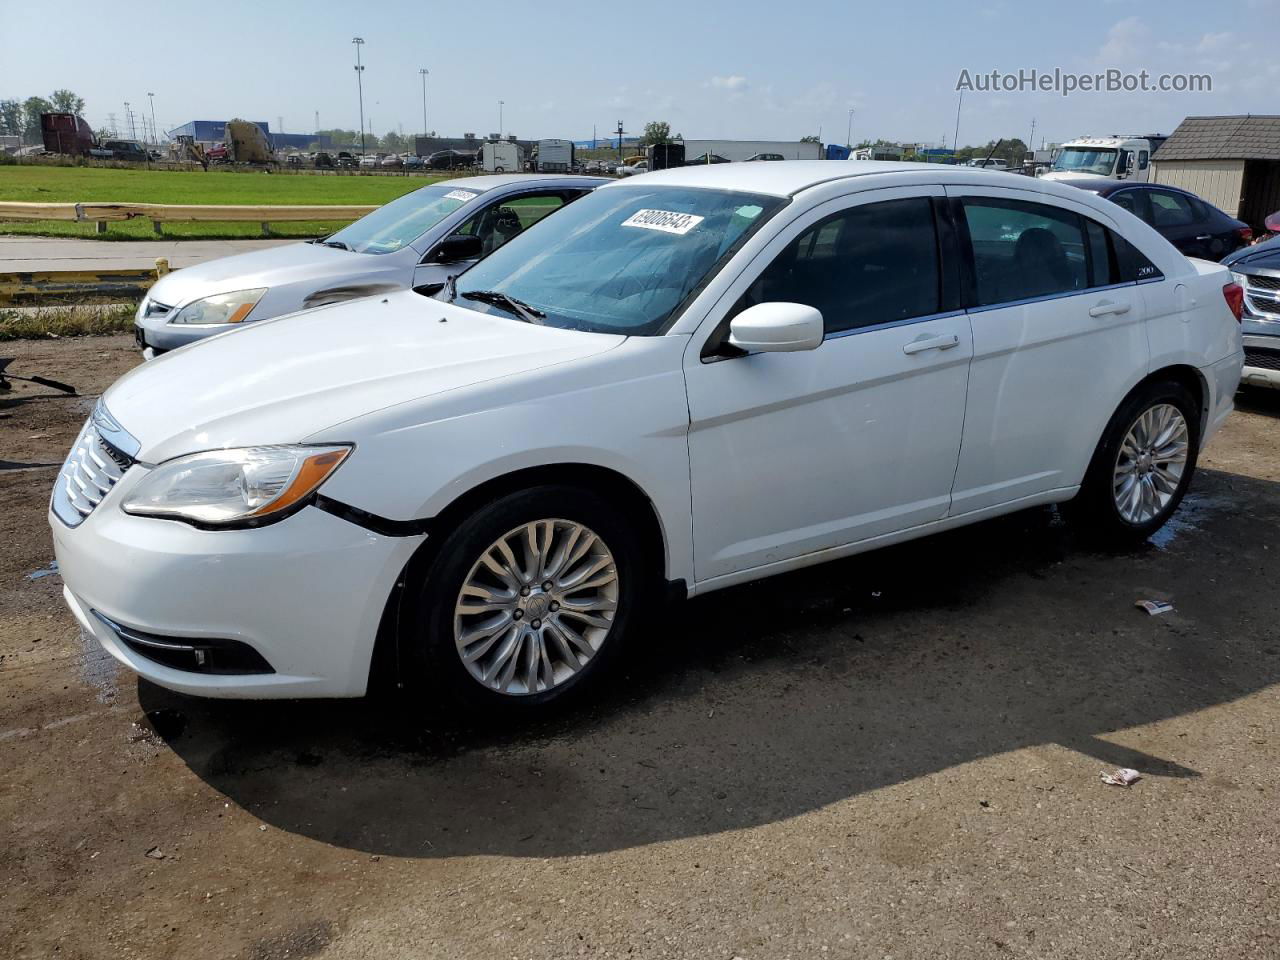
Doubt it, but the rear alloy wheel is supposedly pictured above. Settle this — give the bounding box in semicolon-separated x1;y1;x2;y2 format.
407;485;646;710
1067;379;1200;540
453;519;619;696
1111;403;1190;525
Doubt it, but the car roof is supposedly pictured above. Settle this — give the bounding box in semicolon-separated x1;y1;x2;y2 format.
438;173;610;192
601;160;1024;198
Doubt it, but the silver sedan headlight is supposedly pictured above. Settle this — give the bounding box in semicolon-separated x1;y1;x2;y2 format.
121;445;351;527
168;288;267;325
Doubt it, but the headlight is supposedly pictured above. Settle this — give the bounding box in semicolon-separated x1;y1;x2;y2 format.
168;288;267;326
122;445;351;527
1230;271;1248;289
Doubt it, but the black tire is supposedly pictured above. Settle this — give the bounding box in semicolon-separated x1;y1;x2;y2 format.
403;485;650;712
1065;378;1200;540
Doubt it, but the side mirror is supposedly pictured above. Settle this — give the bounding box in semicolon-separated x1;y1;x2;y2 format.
433;234;483;263
728;302;824;353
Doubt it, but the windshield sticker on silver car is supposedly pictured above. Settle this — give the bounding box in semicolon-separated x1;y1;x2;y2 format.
621;209;706;235
443;189;480;203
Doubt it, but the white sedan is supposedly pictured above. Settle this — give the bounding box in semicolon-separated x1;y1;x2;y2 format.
51;162;1245;708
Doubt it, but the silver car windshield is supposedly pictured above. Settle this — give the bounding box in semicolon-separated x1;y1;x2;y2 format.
452;186;786;335
327;184;484;255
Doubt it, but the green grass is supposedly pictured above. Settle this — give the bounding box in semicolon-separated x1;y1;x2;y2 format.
0;166;451;240
0;302;136;341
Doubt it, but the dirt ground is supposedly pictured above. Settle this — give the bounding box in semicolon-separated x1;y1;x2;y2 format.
2;334;1278;960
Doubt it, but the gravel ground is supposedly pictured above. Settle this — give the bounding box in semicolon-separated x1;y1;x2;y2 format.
2;334;1278;959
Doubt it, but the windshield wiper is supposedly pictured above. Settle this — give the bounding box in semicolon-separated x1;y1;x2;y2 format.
317;239;351;251
460;290;546;324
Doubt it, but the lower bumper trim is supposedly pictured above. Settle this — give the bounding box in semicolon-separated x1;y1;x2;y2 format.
92;610;275;675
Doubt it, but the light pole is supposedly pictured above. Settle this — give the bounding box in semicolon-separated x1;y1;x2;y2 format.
498;100;504;138
352;37;367;158
147;92;157;143
419;68;429;138
846;108;854;148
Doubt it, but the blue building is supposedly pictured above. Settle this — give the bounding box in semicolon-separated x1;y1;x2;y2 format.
169;120;330;150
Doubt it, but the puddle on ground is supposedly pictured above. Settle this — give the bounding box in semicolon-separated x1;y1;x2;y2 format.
1148;492;1228;551
77;627;119;704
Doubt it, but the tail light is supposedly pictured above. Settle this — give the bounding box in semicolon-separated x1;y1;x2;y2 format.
1237;226;1253;244
1223;282;1244;323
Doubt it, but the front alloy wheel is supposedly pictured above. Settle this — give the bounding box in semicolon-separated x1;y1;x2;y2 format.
453;519;619;696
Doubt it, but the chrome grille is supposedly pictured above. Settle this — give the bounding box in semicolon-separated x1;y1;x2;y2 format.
1246;293;1280;317
52;414;136;527
1245;274;1280;292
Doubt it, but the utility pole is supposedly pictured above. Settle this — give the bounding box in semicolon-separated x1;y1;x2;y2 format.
846;108;854;148
952;89;963;154
147;92;157;143
1027;117;1037;162
419;68;429;137
498;100;504;138
314;110;319;133
352;37;367;158
124;102;135;140
616;120;625;164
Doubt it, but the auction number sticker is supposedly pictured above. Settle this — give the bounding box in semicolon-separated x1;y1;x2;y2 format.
621;209;705;235
444;189;479;202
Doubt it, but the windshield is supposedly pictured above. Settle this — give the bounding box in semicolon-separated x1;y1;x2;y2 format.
326;184;484;255
1052;147;1117;176
452;186;786;335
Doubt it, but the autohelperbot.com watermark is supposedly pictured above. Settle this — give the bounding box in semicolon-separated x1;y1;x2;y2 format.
956;68;1212;97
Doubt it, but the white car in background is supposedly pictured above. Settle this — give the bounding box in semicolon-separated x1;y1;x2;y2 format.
54;162;1243;709
133;174;604;357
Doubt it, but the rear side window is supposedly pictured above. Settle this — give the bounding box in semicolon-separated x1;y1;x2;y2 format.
1147;189;1196;228
739;196;941;335
961;197;1088;306
1113;233;1163;282
1138;150;1150;171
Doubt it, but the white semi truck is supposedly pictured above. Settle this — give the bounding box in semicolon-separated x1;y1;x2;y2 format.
1040;134;1166;182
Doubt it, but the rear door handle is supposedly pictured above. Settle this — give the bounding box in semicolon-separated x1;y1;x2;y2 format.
1088;300;1131;318
902;333;960;355
1195;234;1212;241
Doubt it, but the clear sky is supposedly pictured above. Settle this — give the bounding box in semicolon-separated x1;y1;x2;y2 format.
5;0;1276;148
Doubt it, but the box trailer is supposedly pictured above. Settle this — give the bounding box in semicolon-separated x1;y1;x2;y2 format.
535;139;573;173
41;113;96;156
481;140;521;173
680;139;823;163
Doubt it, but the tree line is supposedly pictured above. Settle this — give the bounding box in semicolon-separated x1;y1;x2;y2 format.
1;90;87;144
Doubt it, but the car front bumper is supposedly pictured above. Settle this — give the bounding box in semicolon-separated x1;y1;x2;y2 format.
51;469;424;698
1241;327;1280;390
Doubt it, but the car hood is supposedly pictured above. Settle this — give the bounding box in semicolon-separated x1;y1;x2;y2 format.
1224;236;1280;271
145;242;398;308
103;291;626;463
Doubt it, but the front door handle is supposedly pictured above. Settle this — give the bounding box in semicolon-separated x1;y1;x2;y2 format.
1088;300;1131;318
1195;234;1212;241
902;333;960;355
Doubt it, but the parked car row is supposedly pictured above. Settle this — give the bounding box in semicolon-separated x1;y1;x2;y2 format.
57;161;1244;715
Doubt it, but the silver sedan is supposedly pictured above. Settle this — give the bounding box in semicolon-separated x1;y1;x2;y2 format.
133;174;606;357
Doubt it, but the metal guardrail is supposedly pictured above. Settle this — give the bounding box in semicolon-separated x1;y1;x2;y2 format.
0;201;378;235
0;258;176;305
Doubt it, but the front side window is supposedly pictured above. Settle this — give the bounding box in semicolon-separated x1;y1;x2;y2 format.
737;197;941;335
961;197;1088;306
455;193;570;256
452;186;786;335
1138;150;1150;171
327;184;485;254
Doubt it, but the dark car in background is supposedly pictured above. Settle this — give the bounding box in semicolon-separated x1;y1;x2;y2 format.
314;152;334;169
1066;178;1252;262
336;152;357;169
1224;223;1280;390
426;149;475;170
684;153;730;166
